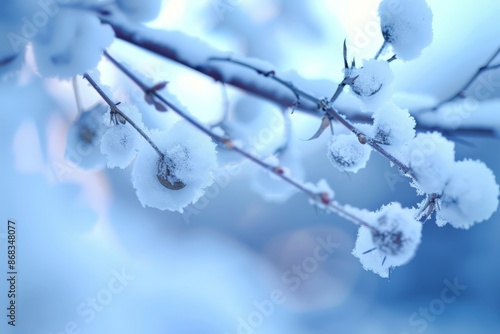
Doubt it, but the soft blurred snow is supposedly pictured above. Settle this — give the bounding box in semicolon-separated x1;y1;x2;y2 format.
1;1;500;333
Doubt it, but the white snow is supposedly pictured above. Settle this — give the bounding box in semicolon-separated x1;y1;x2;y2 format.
346;59;394;110
372;102;416;147
131;121;218;212
32;8;114;78
436;159;499;229
100;123;143;169
116;0;162;22
352;202;422;278
327;133;372;173
379;0;433;61
406;132;455;194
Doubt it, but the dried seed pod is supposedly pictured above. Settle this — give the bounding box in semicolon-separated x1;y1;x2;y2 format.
156;156;186;190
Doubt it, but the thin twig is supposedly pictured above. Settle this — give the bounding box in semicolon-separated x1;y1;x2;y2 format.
72;77;83;114
416;46;500;112
82;73;165;159
103;20;498;140
210;57;413;176
103;51;378;232
374;40;388;60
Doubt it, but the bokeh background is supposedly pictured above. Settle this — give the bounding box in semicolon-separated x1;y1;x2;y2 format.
1;0;500;333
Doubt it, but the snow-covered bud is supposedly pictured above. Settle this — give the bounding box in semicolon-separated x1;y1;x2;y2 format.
327;133;372;173
379;0;433;61
406;132;455;194
131;121;218;212
352;203;422;278
372;102;416;147
101;105;145;169
346;59;394;110
65;103;108;170
437;160;499;229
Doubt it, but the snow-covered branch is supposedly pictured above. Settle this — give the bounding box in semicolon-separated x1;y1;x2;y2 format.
103;17;500;140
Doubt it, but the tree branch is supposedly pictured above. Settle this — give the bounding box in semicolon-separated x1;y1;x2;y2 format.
102;17;320;114
416;46;500;112
103;50;379;232
83;73;165;159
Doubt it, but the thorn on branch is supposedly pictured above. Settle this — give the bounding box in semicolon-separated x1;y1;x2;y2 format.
387;55;397;63
150;81;169;92
343;39;349;69
306;115;332;141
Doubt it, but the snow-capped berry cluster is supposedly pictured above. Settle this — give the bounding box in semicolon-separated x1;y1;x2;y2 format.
0;0;162;79
352;203;422;278
378;0;433;61
404;132;499;229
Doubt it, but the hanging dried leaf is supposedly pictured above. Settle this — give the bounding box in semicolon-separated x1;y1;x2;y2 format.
306;115;332;141
150;81;168;92
154;101;167;112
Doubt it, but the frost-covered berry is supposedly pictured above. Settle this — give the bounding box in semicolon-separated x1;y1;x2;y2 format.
101;105;145;169
436;160;499;229
32;9;114;78
327;134;371;173
352;203;422;278
406;132;455;194
373;102;416;147
65;103;108;170
379;0;433;61
346;59;394;110
131;121;218;212
101;124;143;169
